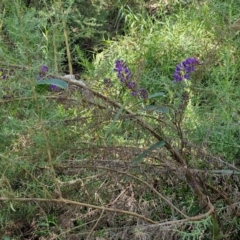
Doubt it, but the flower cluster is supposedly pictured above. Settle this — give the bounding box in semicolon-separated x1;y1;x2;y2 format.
0;68;7;79
114;60;131;83
114;60;148;99
173;57;200;82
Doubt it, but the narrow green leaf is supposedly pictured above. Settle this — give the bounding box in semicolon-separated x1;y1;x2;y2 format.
148;92;164;99
133;141;165;164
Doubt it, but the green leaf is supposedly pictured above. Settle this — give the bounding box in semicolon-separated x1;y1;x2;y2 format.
148;92;164;99
36;78;68;89
133;141;165;164
142;105;168;113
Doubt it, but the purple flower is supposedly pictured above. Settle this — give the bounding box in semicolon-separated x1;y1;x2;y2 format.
49;84;59;91
0;68;7;79
114;60;136;92
114;60;148;99
173;57;200;82
114;60;132;84
131;90;137;96
41;65;49;73
38;65;49;79
126;81;136;90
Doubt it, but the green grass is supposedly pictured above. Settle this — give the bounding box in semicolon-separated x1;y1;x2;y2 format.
0;0;240;239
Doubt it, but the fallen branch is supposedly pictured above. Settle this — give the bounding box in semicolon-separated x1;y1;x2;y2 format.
0;197;156;224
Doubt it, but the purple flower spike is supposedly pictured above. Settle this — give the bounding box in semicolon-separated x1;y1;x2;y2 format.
114;60;135;90
114;60;132;84
173;57;200;82
114;60;148;99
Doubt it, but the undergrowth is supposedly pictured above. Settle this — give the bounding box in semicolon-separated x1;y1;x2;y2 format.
0;0;240;239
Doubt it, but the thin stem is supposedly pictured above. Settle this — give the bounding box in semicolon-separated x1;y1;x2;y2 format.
58;0;72;74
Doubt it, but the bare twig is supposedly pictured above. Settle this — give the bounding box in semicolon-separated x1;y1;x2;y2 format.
58;0;73;74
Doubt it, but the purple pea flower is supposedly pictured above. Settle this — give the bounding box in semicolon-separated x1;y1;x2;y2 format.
114;60;148;99
114;60;132;84
38;65;49;79
114;60;136;92
173;57;200;82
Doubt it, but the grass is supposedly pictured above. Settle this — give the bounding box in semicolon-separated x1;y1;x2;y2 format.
0;0;240;239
